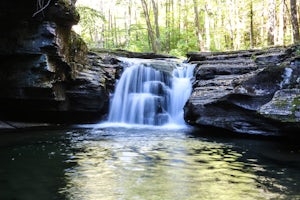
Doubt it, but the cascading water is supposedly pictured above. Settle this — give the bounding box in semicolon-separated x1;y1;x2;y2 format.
169;64;195;124
108;58;194;126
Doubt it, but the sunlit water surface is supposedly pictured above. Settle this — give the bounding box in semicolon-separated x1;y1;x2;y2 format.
0;127;299;200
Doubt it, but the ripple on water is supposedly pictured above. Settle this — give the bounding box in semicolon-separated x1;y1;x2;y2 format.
58;128;300;200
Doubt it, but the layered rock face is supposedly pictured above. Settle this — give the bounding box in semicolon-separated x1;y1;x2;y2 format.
0;0;112;123
184;46;300;136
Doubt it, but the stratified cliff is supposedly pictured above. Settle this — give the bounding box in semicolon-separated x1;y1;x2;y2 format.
184;46;300;136
0;0;111;124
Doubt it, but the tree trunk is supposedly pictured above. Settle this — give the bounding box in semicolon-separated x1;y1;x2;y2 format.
267;0;276;46
141;0;157;52
215;0;223;50
234;0;241;50
204;3;210;50
192;0;204;51
183;0;188;46
290;0;300;42
109;9;113;48
227;0;234;49
177;0;182;42
151;0;161;52
249;0;254;48
276;0;285;45
114;16;118;47
166;0;171;51
125;0;132;48
171;0;175;49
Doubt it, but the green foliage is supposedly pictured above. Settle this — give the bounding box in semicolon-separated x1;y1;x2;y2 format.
128;30;152;52
76;6;105;47
75;0;298;56
77;6;105;22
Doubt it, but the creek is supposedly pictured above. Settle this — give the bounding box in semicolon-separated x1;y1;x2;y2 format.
0;58;299;200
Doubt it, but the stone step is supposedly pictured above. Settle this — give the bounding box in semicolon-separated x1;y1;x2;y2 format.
193;75;239;87
255;52;287;65
190;58;254;65
187;48;285;62
195;64;258;79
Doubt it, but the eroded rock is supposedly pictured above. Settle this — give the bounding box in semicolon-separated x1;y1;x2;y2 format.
184;46;300;136
0;0;111;123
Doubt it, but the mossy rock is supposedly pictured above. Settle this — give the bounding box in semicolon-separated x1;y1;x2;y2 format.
259;89;300;122
69;31;88;64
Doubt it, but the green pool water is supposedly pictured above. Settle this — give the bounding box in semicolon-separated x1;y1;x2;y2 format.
0;127;299;200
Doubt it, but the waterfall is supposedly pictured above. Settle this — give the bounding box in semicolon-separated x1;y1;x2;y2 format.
279;67;293;89
108;58;194;126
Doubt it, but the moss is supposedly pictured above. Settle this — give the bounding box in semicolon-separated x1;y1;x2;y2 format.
250;54;257;61
292;96;300;113
293;96;300;105
69;31;88;64
274;99;289;109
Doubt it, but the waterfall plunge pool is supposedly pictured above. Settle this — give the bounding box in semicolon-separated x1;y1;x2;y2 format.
0;127;300;200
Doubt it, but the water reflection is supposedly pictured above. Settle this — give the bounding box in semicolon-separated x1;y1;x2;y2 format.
0;131;69;200
60;128;299;200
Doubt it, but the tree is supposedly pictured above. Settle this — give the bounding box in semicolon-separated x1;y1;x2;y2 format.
249;0;254;48
267;0;276;45
192;0;205;51
204;2;211;50
165;0;171;51
290;0;300;42
141;0;158;52
276;0;286;45
76;6;105;47
75;0;299;55
151;0;161;51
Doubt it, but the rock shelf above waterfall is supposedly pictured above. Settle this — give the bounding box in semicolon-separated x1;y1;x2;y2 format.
118;57;182;74
184;46;300;136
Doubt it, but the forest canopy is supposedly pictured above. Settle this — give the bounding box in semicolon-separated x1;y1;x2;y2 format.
74;0;300;56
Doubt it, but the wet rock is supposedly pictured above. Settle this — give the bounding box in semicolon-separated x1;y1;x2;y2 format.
259;89;300;123
184;46;300;136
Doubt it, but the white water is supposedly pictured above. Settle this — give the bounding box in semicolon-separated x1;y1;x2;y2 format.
108;58;194;126
279;67;293;88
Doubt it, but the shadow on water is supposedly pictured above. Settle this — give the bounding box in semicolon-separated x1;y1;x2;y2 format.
0;126;300;200
0;130;69;200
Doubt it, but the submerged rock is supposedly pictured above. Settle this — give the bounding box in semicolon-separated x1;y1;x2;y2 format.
184;46;300;136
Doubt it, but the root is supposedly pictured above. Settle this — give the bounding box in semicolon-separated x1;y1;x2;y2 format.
32;0;51;17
